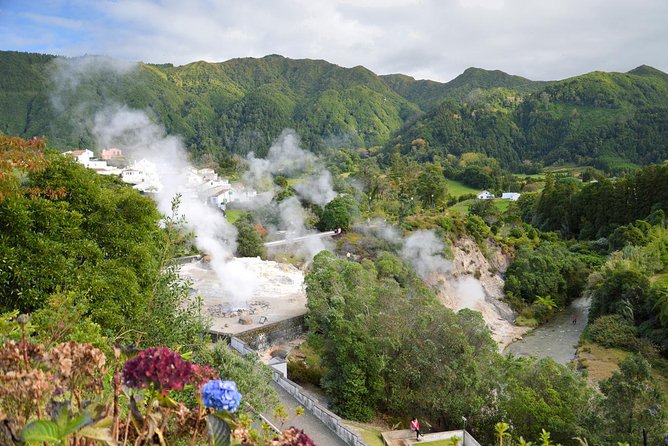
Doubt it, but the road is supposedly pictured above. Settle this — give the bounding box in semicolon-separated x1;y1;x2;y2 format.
504;296;590;364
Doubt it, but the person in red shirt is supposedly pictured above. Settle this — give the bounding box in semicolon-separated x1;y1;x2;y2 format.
410;417;422;440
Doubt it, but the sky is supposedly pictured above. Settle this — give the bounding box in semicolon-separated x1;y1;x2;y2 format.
1;0;667;83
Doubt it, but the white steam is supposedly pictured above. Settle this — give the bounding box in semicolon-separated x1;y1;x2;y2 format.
400;230;452;279
294;170;337;207
244;129;337;206
451;276;486;310
92;105;256;306
244;130;337;260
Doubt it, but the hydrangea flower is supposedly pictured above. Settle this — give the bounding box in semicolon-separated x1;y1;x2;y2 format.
201;379;242;413
122;347;192;394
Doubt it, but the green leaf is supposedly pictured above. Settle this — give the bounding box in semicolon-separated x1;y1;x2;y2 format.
63;412;93;437
21;420;61;443
156;392;179;409
206;413;231;446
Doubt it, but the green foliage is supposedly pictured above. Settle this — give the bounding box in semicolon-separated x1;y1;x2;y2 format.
526;164;668;239
505;242;589;307
4;51;668;171
21;403;114;446
498;357;595;445
588;264;651;322
206;413;232;446
317;194;359;231
234;217;267;258
588;314;639;350
194;342;280;414
597;354;667;445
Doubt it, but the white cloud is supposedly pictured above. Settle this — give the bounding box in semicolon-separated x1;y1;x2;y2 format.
2;0;668;81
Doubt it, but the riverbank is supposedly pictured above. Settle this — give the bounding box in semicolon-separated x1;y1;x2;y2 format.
505;297;590;364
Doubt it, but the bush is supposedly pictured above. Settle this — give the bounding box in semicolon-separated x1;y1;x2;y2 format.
588;314;639;350
287;359;324;386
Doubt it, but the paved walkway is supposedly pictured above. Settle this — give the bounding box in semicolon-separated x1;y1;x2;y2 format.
263;382;348;446
504;296;590;364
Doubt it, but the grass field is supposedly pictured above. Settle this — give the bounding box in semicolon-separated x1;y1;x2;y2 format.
420;439;459;446
343;422;385;446
446;179;479;198
449;198;511;215
225;209;242;223
577;341;668;396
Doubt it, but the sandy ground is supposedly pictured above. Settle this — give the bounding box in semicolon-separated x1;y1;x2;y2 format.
179;257;307;335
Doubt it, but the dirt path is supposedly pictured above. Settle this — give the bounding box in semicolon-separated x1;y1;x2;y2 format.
504;297;590;364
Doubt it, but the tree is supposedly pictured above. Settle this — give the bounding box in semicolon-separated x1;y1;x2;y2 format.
468;199;500;226
415;163;447;208
499;357;595;445
317;194;359;231
234;217;266;258
588;264;651;323
598;354;667;445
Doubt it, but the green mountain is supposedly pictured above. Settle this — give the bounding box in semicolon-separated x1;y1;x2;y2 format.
1;50;667;171
0;51;420;159
390;66;668;171
380;67;548;111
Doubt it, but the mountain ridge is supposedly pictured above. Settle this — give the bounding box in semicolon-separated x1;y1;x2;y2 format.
1;50;667;170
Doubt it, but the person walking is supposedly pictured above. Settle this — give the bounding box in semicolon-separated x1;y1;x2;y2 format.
572;313;577;324
410;417;422;440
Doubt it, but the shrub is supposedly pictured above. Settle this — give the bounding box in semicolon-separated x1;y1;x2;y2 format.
588;314;639;350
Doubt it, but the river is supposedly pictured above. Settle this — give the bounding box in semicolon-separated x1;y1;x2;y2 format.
504;296;591;364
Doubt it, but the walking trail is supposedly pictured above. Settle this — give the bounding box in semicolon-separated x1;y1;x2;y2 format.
504;296;590;364
262;382;348;446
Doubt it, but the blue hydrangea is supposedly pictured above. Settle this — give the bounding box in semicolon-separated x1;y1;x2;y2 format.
201;380;242;413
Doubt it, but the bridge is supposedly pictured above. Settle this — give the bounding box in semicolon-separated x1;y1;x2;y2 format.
263;230;337;247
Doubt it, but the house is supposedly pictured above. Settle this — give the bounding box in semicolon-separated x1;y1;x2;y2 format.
501;192;521;201
207;186;233;209
64;149;94;164
477;190;494;200
100;148;123;160
230;184;258;203
120;168;143;184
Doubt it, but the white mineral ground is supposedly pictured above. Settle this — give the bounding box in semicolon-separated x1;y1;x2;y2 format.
179;257;307;335
181;237;527;351
429;238;529;350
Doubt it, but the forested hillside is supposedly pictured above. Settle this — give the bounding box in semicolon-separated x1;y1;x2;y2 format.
2;50;667;172
391;67;668;171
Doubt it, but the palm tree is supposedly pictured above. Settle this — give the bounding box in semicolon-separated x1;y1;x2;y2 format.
495;422;511;446
538;429;553;446
517;437;533;446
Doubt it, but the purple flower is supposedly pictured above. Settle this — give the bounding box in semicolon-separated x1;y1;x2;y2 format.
122;347;193;394
202;380;242;413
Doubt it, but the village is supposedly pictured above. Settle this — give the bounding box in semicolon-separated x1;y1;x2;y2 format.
63;148;257;210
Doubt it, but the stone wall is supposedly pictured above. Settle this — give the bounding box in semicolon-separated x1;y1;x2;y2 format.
234;315;306;350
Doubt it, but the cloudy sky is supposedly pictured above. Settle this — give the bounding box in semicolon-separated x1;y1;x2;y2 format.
2;0;667;82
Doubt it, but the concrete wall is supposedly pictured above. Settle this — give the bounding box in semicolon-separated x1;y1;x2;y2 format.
464;430;482;446
272;370;367;446
234;314;306;350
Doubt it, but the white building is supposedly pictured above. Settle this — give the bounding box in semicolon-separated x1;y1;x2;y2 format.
64;149;94;165
477;190;495;200
501;192;521;201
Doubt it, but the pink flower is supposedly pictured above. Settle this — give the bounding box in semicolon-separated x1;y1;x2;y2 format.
122;347;192;394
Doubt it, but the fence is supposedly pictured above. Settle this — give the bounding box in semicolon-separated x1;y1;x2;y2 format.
229;336;367;446
272;371;367;446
